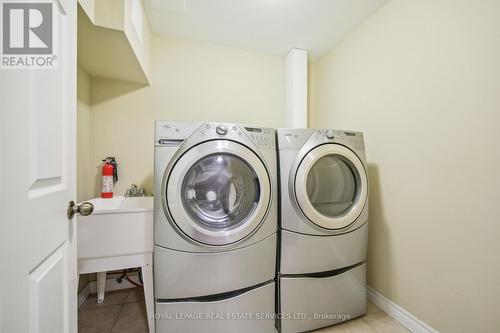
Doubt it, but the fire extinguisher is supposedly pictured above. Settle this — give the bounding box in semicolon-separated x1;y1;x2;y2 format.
101;157;118;198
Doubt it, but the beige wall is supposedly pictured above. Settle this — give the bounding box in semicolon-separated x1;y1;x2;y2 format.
310;1;500;332
77;67;91;202
85;35;285;197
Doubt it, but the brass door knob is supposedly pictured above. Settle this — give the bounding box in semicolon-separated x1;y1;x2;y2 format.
67;201;94;219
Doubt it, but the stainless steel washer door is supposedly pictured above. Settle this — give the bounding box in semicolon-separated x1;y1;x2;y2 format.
165;140;271;246
295;144;367;230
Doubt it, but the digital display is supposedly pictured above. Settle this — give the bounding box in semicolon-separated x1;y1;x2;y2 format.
244;127;262;133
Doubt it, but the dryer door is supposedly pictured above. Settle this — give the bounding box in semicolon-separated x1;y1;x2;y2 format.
295;144;367;230
165;140;271;246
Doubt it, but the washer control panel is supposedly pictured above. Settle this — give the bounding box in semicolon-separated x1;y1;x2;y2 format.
242;126;275;149
155;121;276;149
155;121;202;145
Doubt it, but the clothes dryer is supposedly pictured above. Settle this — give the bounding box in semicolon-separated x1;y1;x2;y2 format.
277;128;368;333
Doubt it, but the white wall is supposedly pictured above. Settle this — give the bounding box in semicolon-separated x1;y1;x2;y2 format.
310;1;500;332
85;35;285;197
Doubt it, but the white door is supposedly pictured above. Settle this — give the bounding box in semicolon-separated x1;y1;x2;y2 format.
0;0;78;332
295;144;368;230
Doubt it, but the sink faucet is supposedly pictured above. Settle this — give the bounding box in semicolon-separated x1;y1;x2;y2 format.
125;184;146;197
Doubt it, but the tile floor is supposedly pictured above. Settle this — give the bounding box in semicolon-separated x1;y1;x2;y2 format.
78;287;411;333
312;301;411;333
79;288;148;333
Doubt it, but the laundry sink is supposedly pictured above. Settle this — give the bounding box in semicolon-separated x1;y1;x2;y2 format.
77;196;153;260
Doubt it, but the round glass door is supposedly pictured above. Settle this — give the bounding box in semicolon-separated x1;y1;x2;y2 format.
182;154;260;230
165;140;271;246
295;144;367;230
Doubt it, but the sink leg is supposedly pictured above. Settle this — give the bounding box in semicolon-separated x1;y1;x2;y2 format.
97;271;106;303
142;255;155;333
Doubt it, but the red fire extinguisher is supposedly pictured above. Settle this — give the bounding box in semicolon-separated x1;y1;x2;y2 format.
101;157;118;198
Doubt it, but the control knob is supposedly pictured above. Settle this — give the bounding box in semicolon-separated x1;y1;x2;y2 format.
216;124;228;135
325;129;335;139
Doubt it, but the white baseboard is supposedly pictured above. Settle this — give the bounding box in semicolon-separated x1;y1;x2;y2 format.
78;275;141;308
367;286;439;333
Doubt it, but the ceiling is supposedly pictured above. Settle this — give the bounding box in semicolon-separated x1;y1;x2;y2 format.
144;0;388;58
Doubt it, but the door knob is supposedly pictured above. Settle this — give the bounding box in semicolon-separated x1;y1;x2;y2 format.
67;201;94;219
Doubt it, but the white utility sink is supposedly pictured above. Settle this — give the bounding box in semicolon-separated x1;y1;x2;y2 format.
77;196;153;260
77;196;155;332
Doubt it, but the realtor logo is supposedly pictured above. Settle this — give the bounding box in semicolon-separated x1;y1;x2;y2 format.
1;0;58;69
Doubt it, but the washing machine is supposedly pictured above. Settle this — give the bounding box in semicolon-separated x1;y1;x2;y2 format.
277;128;369;333
154;121;277;333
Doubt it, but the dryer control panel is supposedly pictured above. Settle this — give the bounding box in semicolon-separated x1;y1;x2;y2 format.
277;128;364;151
311;129;365;151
